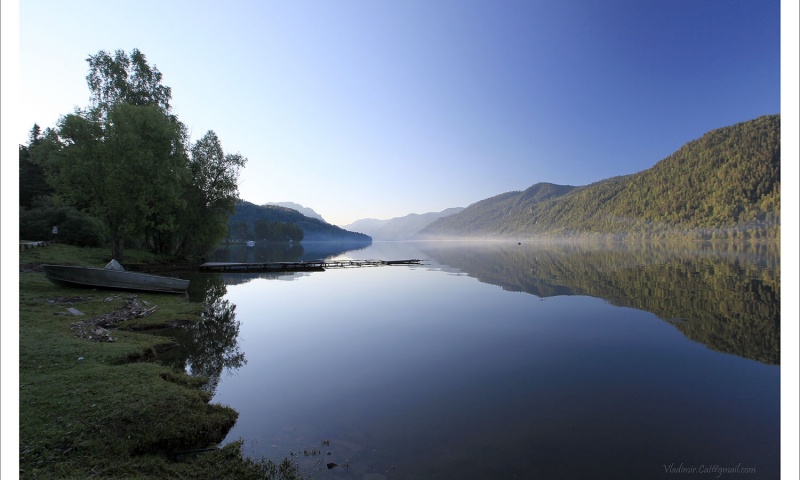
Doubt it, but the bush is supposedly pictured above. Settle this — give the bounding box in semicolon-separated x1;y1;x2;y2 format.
20;206;107;247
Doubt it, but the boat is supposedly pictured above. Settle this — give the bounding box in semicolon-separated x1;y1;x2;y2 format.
42;260;189;294
246;240;255;247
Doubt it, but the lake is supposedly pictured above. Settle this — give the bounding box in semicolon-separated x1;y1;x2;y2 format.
163;241;780;479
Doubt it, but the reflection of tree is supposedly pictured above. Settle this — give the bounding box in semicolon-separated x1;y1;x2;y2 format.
187;270;229;303
160;274;246;394
184;296;246;394
419;242;780;365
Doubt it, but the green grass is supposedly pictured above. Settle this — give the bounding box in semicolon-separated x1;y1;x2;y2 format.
18;245;302;479
20;243;165;268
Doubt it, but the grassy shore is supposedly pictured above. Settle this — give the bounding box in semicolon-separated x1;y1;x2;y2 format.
18;244;300;479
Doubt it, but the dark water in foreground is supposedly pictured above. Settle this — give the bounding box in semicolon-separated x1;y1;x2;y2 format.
165;241;780;479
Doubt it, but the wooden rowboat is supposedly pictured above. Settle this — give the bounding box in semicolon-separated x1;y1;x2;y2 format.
42;260;189;294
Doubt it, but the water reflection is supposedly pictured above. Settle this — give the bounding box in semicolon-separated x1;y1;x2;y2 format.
208;241;780;479
159;274;247;394
206;241;371;264
195;241;780;366
192;270;314;290
417;241;780;364
200;241;372;288
172;241;780;478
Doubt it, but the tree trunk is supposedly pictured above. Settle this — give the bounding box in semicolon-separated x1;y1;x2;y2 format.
111;236;125;261
174;233;190;258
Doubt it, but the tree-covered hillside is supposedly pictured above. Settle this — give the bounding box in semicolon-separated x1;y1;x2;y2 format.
419;115;780;240
266;202;327;223
228;201;371;243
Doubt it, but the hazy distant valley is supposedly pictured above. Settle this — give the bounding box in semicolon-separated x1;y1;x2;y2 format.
342;208;465;240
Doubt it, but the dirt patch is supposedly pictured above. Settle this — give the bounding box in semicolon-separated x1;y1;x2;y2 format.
70;295;158;342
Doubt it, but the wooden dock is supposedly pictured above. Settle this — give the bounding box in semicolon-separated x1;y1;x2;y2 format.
20;241;51;251
199;259;423;273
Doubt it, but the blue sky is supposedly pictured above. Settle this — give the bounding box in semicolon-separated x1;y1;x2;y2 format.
7;0;790;225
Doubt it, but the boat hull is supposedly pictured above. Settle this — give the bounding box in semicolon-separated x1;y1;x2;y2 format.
42;265;189;294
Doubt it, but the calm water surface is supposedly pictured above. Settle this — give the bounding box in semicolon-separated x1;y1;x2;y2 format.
170;241;780;479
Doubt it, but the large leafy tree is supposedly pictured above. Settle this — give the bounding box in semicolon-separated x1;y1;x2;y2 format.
174;131;246;257
86;48;172;117
26;48;249;259
49;48;187;259
55;103;187;259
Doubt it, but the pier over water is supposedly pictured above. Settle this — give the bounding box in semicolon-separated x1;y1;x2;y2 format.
199;259;422;273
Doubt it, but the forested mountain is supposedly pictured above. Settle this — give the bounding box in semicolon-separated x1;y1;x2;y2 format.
343;207;464;240
419;115;780;240
228;201;371;243
266;202;327;223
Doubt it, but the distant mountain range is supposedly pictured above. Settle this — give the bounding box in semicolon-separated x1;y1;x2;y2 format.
229;201;370;243
238;115;779;242
343;208;464;240
418;114;780;240
266;202;327;223
231;203;463;243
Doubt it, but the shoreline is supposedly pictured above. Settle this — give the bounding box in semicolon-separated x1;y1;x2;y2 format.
17;244;301;479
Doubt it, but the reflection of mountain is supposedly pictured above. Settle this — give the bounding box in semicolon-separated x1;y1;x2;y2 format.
419;242;780;365
202;243;367;287
207;241;370;264
207;242;307;264
213;271;314;287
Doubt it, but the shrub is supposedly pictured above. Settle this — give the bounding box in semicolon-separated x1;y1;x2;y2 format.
20;206;106;247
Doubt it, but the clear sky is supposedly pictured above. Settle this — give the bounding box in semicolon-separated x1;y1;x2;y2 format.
9;0;788;226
